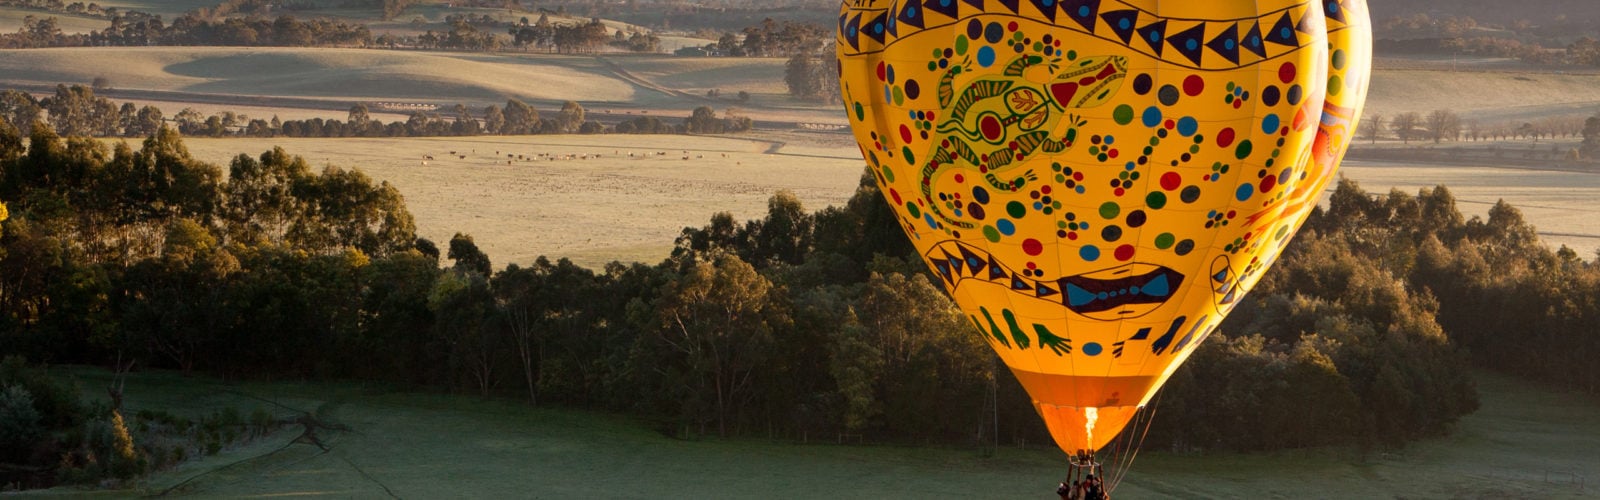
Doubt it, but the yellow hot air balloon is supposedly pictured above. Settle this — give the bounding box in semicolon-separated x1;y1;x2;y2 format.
836;0;1371;467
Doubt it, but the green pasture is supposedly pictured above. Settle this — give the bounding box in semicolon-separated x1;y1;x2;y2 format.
28;367;1598;498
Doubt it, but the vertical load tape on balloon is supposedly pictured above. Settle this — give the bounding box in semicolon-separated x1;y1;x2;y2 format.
837;0;1370;456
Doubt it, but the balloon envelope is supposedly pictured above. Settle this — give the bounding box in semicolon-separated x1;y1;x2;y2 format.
837;0;1370;454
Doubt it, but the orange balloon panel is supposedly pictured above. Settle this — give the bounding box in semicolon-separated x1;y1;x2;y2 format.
838;0;1369;455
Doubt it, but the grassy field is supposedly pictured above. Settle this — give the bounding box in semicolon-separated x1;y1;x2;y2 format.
1340;154;1600;256
177;133;865;269
1366;66;1600;124
33;47;1600;130
169;132;1600;270
0;48;841;125
27;367;1598;498
2;48;1597;121
2;46;1596;261
0;47;642;105
613;55;790;96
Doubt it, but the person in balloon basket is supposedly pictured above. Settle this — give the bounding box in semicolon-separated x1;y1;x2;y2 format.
1057;480;1078;500
1083;474;1107;500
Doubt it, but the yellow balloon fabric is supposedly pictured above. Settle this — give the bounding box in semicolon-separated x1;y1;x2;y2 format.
1285;0;1373;243
837;0;1370;455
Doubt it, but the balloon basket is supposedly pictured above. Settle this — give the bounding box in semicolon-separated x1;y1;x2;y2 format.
1068;452;1100;470
1062;452;1109;497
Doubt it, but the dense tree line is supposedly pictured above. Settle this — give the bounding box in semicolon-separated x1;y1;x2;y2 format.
0;8;663;53
7;129;1596;484
682;106;752;134
191;0;319;20
1377;35;1600;68
1356;110;1591;154
677;19;830;57
582;1;834;33
0;123;413;486
716;18;829;57
0;10;371;48
1371;8;1600;69
1306;179;1600;396
3;86;749;139
507;15;607;53
784;49;840;104
1372;0;1600;27
1157;179;1600;452
0;0;120;19
1150;182;1486;452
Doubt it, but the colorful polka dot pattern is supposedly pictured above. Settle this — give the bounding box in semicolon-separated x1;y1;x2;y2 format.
838;0;1370;455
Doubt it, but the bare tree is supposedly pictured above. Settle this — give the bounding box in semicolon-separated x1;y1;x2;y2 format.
1426;109;1462;143
1391;112;1422;144
1363;113;1384;144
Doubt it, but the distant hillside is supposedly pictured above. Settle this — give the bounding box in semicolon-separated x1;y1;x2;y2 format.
0;47;642;105
1370;0;1600;25
2;47;1596;126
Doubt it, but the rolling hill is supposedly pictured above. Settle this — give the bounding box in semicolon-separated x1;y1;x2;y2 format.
0;47;640;105
5;48;1599;127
